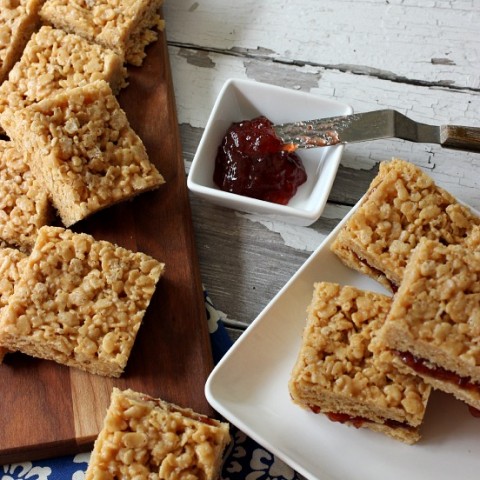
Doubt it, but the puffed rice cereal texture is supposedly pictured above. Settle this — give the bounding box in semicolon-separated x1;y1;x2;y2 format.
330;158;480;292
0;140;51;251
0;0;44;84
0;80;165;227
381;237;480;410
0;226;165;377
289;282;431;444
40;0;165;66
85;388;230;480
0;247;27;362
0;25;127;124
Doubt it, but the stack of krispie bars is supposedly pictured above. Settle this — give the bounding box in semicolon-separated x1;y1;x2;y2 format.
39;0;165;66
0;2;232;473
0;226;232;475
381;232;480;411
289;158;480;444
2;79;164;227
0;1;168;368
0;0;164;86
0;0;167;239
0;25;128;118
330;159;478;292
289;282;431;444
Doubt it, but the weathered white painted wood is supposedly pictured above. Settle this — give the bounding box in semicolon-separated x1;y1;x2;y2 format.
188;195;339;326
163;2;480;330
164;0;480;89
171;48;480;209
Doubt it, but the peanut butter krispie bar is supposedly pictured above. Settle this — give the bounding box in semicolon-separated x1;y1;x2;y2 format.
86;388;230;480
330;159;480;292
0;25;127;124
1;80;165;227
0;140;51;251
40;0;165;66
289;282;431;444
0;247;27;362
0;226;165;377
0;0;44;84
381;238;480;410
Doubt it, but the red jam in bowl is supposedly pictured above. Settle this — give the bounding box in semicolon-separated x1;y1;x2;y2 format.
213;116;307;205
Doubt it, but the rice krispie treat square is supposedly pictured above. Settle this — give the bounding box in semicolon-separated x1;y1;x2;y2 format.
289;282;431;444
40;0;165;66
1;80;165;227
0;25;127;123
381;238;480;410
330;158;479;292
0;140;51;251
0;247;27;362
0;226;165;377
86;388;230;480
0;0;44;84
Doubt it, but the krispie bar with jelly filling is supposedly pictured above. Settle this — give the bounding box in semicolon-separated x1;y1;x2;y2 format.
330;159;479;292
381;237;480;410
1;80;165;227
0;140;51;251
85;388;230;480
0;0;44;84
0;226;165;377
0;247;27;363
40;0;165;66
289;282;431;444
0;25;127;123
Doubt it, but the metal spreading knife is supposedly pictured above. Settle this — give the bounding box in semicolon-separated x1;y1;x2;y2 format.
273;109;480;152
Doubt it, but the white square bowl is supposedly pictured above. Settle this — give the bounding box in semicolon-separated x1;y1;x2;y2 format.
187;79;353;226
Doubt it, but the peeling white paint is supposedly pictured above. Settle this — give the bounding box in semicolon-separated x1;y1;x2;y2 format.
238;203;352;252
172;47;480;208
165;1;480;255
165;0;480;331
239;212;327;252
164;0;480;88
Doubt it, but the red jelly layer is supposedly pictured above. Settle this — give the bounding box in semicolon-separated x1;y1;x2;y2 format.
213;116;307;205
308;405;413;430
326;411;365;429
394;350;480;394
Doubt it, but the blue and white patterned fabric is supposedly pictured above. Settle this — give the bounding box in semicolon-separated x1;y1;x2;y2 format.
1;292;302;480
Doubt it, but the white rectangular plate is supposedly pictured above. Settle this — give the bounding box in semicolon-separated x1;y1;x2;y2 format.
205;200;480;480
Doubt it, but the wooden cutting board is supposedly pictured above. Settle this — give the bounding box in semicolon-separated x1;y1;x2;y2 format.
0;27;215;464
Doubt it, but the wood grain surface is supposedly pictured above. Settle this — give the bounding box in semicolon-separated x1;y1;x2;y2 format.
0;28;214;464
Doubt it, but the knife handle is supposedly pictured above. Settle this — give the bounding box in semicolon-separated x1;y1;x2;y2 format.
441;125;480;152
